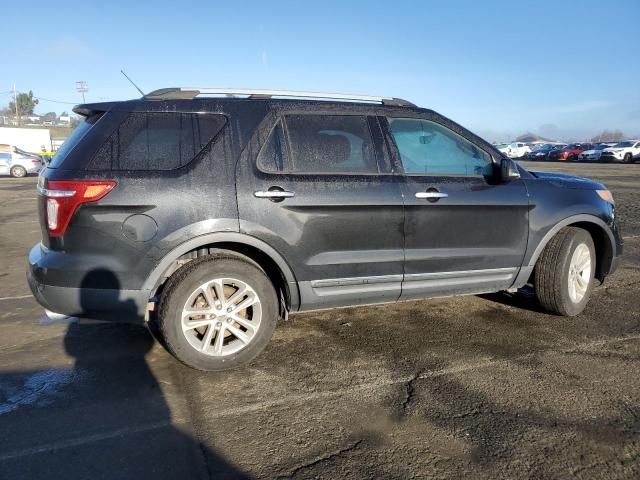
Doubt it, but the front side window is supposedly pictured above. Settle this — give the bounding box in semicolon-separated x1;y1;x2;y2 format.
387;118;492;176
279;114;378;174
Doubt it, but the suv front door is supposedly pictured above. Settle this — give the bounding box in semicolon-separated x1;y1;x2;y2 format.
382;116;529;300
237;112;405;310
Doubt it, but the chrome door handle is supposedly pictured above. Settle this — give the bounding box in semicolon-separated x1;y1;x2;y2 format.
415;191;448;199
254;190;295;199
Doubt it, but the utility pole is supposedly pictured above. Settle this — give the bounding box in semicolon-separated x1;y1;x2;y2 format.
13;83;19;126
75;81;88;103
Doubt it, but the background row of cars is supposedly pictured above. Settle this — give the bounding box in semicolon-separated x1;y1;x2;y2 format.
495;141;640;163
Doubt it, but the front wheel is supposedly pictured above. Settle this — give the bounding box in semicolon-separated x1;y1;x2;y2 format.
534;227;596;316
10;165;27;178
157;256;278;371
624;153;633;163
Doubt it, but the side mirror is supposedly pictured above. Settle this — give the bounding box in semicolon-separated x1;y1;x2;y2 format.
500;157;521;181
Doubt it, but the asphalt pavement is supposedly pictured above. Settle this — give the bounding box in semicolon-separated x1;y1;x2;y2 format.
1;161;639;479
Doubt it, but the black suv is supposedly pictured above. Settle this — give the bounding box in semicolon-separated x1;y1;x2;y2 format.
27;88;623;371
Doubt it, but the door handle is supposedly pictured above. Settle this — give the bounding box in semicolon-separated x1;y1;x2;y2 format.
415;191;448;199
254;190;295;199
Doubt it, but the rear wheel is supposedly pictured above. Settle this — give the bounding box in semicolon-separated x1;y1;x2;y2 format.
534;227;596;316
157;256;278;371
10;165;27;178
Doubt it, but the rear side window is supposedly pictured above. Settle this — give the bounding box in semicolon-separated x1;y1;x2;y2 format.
91;113;226;171
387;118;492;176
258;114;379;174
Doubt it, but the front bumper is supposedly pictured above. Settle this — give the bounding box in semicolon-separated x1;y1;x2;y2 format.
27;243;150;323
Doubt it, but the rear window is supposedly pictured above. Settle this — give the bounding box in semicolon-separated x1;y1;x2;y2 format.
48;115;101;169
89;112;226;171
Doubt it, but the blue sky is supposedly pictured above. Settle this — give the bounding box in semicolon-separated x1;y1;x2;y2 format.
1;0;639;141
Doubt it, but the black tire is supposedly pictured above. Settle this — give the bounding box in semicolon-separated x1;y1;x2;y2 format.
10;165;27;178
157;255;278;371
624;153;633;163
534;227;596;316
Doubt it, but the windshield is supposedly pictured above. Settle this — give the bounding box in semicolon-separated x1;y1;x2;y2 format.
614;141;633;148
48;114;102;168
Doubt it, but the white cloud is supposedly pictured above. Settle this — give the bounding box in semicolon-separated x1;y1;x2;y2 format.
46;38;91;58
543;100;614;115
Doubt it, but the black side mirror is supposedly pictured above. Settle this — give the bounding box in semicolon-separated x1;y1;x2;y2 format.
500;157;521;182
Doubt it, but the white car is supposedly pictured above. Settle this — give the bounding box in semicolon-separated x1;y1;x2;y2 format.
578;143;617;162
494;142;531;158
500;142;532;159
0;148;43;177
600;140;640;163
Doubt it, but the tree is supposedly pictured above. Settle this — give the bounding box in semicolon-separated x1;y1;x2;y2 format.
8;91;39;126
42;112;57;122
590;129;625;143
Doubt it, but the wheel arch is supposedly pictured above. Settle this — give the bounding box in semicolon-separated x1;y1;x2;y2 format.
527;214;616;281
144;233;300;311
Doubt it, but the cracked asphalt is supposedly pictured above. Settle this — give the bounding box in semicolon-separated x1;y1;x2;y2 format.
1;161;639;479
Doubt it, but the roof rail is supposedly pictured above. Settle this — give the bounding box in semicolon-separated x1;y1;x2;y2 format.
143;87;416;107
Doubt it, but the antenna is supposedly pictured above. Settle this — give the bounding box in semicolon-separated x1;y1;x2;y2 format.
120;70;145;96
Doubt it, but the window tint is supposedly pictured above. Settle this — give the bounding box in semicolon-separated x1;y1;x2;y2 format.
387;118;492;176
91;113;226;171
283;115;378;174
49;114;101;169
257;121;287;172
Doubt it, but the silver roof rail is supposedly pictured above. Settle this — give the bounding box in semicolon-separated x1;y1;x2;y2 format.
144;87;416;107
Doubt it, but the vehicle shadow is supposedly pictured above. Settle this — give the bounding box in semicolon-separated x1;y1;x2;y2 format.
478;287;549;314
0;269;250;480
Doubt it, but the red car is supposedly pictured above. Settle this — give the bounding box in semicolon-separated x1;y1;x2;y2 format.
548;143;593;162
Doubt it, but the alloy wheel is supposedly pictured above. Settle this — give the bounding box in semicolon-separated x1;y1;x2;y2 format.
181;277;262;356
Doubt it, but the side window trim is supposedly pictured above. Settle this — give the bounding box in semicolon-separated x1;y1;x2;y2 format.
380;115;495;178
256;113;393;176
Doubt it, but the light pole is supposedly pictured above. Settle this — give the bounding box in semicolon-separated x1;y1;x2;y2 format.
13;83;19;126
75;81;88;103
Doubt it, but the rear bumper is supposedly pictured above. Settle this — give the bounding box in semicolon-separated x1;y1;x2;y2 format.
27;243;150;323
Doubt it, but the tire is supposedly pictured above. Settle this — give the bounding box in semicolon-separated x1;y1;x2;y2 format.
10;165;27;178
568;155;577;162
624;153;633;163
534;227;596;316
157;255;278;371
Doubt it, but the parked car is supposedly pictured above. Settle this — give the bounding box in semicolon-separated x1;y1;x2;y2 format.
526;144;566;161
0;144;43;177
578;143;614;162
494;143;511;155
505;142;532;159
599;140;640;163
548;143;593;162
27;88;622;371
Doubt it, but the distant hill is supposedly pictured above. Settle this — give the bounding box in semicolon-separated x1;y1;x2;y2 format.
515;132;555;143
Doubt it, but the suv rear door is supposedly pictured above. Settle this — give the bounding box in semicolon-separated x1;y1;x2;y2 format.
236;111;404;310
381;115;529;300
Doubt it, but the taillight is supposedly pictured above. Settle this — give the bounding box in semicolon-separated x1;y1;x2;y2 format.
37;180;116;237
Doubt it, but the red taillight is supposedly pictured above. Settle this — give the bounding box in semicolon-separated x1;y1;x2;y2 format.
38;180;116;237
